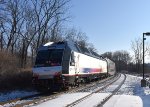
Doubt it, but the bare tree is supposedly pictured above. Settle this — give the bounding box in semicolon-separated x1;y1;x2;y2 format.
0;0;26;54
64;28;89;47
101;51;131;72
101;52;113;60
131;38;149;72
113;50;131;71
27;0;70;53
49;16;64;42
87;43;97;53
0;0;70;68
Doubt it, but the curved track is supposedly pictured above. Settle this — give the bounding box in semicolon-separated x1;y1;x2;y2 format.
1;74;120;107
96;74;126;107
65;74;126;107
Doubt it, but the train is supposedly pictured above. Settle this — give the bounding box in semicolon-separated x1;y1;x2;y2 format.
32;41;116;90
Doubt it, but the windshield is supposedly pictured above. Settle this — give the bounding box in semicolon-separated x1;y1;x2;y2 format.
35;49;64;67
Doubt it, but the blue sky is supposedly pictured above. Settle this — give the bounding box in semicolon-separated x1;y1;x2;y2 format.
68;0;150;54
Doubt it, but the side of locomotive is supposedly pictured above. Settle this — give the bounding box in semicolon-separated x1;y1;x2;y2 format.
32;41;116;90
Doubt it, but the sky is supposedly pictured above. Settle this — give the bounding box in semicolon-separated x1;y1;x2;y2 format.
68;0;150;54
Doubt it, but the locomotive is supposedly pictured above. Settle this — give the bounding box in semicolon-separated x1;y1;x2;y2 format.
32;41;116;90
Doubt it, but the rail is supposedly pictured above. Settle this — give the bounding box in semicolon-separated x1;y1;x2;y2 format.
96;74;126;107
65;73;121;107
0;74;118;107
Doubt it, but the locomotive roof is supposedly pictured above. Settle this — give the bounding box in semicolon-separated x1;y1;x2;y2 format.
66;41;102;59
39;41;103;59
38;41;65;50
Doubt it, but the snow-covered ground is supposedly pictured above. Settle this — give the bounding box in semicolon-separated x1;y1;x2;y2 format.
103;74;150;107
31;74;150;107
0;89;38;102
95;74;150;107
31;74;124;107
1;74;150;107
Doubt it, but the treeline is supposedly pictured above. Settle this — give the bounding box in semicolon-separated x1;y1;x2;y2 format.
102;38;150;73
0;0;70;68
101;50;131;72
0;0;150;90
0;0;96;68
0;0;98;90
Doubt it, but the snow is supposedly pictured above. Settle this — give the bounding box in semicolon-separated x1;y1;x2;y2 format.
1;99;33;107
103;74;150;107
0;89;38;106
74;93;109;107
100;74;124;93
1;74;150;107
30;74;150;107
32;93;90;107
44;42;54;46
0;90;38;102
103;95;143;107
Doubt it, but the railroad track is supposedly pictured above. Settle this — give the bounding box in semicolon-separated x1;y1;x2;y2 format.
0;74;119;107
68;74;119;93
96;74;126;107
65;74;125;107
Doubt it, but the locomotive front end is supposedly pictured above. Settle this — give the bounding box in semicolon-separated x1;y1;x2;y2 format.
32;42;65;90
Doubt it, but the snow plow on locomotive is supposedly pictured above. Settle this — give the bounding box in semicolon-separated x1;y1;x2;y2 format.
32;41;116;90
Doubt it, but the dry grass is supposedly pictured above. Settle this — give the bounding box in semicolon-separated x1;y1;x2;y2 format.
0;51;32;91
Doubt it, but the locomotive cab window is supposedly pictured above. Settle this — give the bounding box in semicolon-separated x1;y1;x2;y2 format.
35;49;64;67
70;52;75;66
